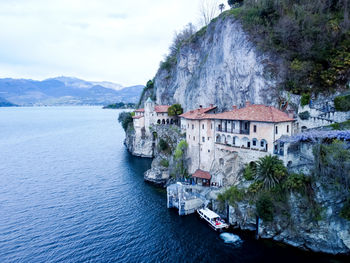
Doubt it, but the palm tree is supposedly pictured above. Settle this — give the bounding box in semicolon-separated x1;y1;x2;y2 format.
219;3;225;13
256;155;287;189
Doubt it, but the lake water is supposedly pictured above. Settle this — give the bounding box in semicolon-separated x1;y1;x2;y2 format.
0;106;346;262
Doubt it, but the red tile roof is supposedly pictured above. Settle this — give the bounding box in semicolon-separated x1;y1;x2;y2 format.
192;169;211;180
155;105;170;113
179;106;217;120
134;108;144;112
209;104;294;123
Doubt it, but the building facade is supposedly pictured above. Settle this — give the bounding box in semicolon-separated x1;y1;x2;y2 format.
133;97;178;136
180;102;295;186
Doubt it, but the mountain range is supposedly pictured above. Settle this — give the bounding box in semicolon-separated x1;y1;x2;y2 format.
0;76;143;106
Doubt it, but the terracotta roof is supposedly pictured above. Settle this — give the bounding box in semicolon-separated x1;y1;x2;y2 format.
132;115;143;119
134;108;144;112
179;106;217;120
155;105;170;113
192;169;211;180
208;104;295;123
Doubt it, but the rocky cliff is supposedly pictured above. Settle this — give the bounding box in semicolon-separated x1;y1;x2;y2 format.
153;14;281;111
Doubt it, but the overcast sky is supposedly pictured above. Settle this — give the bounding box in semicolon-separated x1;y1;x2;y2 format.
0;0;224;86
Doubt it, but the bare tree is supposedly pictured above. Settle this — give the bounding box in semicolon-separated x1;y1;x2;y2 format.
199;0;219;27
219;3;225;13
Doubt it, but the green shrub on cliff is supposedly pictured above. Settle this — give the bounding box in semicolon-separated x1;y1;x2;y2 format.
298;111;310;120
243;161;256;180
160;159;169;168
334;94;350;112
217;186;244;206
284;173;309;194
118;112;133;131
231;0;350;94
256;192;274;222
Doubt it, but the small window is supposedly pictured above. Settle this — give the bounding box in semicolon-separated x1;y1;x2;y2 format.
253;140;256;146
233;123;235;129
208;149;210;153
202;137;205;142
202;124;204;129
260;141;264;147
245;122;248;130
287;125;289;133
233;137;236;145
207;137;210;141
211;124;213;129
254;125;257;133
275;126;278;134
192;124;194;129
193;136;195;141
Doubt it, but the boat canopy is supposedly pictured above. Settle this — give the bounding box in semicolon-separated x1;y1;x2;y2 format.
198;208;220;220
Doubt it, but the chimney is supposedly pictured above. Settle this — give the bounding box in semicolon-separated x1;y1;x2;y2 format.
199;105;203;108
232;105;237;110
246;101;251;107
210;104;213;107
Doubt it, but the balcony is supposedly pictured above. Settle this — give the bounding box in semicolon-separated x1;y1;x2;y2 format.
216;128;249;135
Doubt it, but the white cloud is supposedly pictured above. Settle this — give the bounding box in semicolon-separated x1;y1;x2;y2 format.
0;0;216;86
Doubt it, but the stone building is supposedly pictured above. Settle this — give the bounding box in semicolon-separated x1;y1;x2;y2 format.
133;97;178;137
180;102;295;186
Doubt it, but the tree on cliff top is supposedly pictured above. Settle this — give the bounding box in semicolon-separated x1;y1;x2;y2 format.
118;111;133;131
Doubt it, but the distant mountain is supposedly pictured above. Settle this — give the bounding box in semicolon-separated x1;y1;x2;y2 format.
0;77;143;106
0;97;17;107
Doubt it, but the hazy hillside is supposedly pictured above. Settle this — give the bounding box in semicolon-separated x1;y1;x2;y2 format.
0;97;17;107
0;77;143;106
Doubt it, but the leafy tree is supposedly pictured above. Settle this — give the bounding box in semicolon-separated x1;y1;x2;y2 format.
217;186;244;206
118;112;133;131
159;139;169;152
219;3;225;13
298;111;310;120
167;103;183;116
256;155;287;190
173;140;188;178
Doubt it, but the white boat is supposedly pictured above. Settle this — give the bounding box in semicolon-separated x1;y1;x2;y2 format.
197;208;229;231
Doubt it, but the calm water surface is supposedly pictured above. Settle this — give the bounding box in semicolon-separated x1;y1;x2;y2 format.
0;107;346;262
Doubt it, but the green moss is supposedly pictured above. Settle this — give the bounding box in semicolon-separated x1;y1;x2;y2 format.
284;173;309;194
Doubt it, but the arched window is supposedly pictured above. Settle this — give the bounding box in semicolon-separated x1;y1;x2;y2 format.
162;119;165;124
260;139;267;151
241;137;250;148
170;119;174;124
252;138;258;147
157;119;161;124
216;135;221;143
227;135;232;145
166;119;170;124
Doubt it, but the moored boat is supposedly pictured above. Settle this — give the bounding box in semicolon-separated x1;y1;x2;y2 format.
197;208;229;231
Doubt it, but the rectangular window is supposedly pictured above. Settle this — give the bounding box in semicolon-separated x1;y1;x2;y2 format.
211;124;213;129
253;140;256;146
233;123;235;129
193;136;195;141
207;137;210;141
202;137;205;142
208;149;210;153
254;125;257;133
287;125;289;133
233;137;235;145
202;124;204;129
245;122;248;130
192;124;194;129
275;126;278;134
261;141;264;147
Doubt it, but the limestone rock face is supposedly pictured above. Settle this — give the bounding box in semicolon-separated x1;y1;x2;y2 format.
124;127;153;158
154;16;280;111
221;186;350;255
